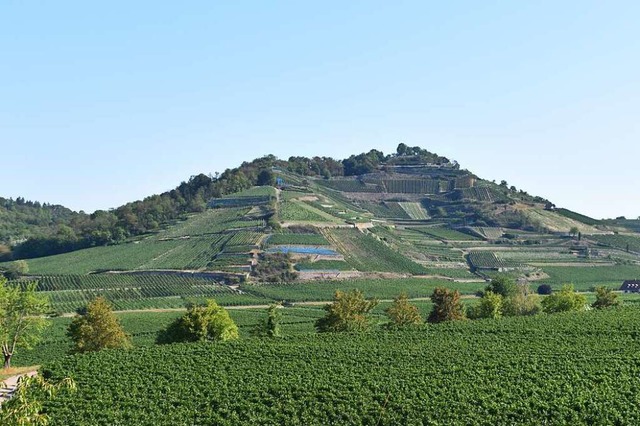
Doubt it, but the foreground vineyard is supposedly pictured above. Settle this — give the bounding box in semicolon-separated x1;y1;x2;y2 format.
38;307;640;425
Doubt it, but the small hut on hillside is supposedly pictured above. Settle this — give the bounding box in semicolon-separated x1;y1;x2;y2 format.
620;280;640;293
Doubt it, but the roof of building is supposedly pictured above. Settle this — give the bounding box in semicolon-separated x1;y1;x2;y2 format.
620;280;640;290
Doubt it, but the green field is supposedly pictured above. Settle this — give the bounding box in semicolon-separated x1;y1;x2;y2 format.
279;200;340;223
23;236;229;274
413;226;478;241
241;278;483;302
540;265;640;290
31;307;640;425
158;207;260;238
555;208;601;225
12;274;269;313
294;260;352;271
423;267;477;279
14;205;268;274
591;234;640;253
12;307;325;367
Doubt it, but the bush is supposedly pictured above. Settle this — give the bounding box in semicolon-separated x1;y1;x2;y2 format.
537;284;552;295
468;291;502;320
486;275;517;298
542;284;587;314
385;293;422;327
3;260;29;280
67;297;131;353
157;299;239;344
428;287;466;323
503;285;541;317
315;289;378;332
591;286;620;310
252;304;283;338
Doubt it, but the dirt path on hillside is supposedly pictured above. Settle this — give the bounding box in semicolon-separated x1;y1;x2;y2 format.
0;370;37;405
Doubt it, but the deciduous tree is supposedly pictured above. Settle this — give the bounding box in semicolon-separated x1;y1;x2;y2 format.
502;284;541;317
315;289;378;332
591;286;620;309
468;291;503;320
541;284;586;314
67;297;131;353
253;304;283;338
486;275;517;298
428;287;466;323
257;169;276;186
0;278;49;369
157;299;239;344
569;226;579;238
2;261;29;280
385;293;422;327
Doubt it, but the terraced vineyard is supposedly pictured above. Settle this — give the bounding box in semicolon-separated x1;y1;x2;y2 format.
497;248;591;265
591;234;640;253
413;226;478;241
358;201;410;219
24;235;236;274
382;178;440;194
325;228;429;274
17;204;268;274
555;208;601;225
467;251;510;270
159;207;257;238
398;202;429;219
458;186;497;201
390;228;468;263
33;307;640;425
469;227;504;240
279;200;340;222
316;179;379;192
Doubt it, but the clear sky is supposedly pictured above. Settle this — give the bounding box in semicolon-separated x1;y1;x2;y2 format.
1;1;638;219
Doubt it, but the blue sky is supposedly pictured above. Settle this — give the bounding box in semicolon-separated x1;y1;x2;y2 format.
1;1;638;219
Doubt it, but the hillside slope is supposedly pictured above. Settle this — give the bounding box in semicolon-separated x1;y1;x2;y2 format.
3;145;640;314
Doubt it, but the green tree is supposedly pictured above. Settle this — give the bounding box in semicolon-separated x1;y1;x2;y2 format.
0;278;49;369
253;304;283;338
315;289;378;332
385;293;422;327
428;287;466;323
257;169;276;186
486;275;517;298
591;286;620;309
157;299;239;343
502;284;541;317
541;284;587;314
67;297;131;353
1;375;76;426
569;226;579;238
468;291;503;320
